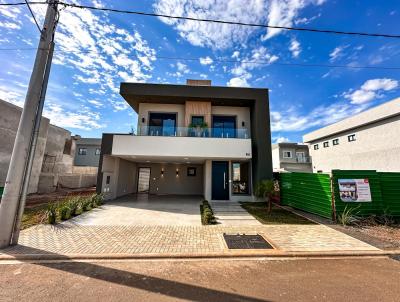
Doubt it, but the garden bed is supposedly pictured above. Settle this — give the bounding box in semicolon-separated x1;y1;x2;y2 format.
21;194;103;229
240;202;316;225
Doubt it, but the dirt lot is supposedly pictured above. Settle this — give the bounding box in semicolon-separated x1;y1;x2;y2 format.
24;187;96;207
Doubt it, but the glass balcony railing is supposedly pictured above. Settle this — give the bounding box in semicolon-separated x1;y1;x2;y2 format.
296;156;312;163
136;126;250;139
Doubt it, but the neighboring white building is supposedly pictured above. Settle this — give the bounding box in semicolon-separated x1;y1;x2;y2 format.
303;97;400;173
272;143;312;173
97;80;273;202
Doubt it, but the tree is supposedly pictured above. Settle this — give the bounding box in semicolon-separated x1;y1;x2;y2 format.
254;180;275;213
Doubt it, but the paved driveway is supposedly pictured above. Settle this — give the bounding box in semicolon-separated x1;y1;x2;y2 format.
68;194;203;226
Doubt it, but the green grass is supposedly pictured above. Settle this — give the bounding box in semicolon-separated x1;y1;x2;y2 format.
21;204;49;230
240;202;316;225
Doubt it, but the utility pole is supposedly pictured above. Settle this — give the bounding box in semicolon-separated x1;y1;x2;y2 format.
0;0;59;248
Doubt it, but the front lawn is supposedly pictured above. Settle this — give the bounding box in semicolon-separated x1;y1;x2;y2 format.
240;202;315;225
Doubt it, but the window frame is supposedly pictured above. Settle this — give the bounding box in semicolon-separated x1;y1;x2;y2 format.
231;162;250;195
332;138;339;146
78;148;87;155
282;150;292;158
323;141;329;148
348;134;356;142
313;144;319;150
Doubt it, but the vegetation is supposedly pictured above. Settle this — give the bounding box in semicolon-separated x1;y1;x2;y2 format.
337;205;361;226
200;200;217;225
21;193;104;228
240;202;315;225
254;179;277;213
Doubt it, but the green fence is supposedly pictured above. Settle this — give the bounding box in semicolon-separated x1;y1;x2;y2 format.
280;172;332;219
280;170;400;220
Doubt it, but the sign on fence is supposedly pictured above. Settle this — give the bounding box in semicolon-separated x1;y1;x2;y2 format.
338;179;372;202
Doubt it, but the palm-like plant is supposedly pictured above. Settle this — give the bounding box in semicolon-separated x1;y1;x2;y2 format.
254;180;275;213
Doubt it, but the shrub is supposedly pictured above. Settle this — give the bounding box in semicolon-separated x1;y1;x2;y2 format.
46;203;57;224
59;205;71;221
68;197;81;216
337;205;361;226
82;197;92;211
200;200;216;225
254;179;275;213
92;194;104;207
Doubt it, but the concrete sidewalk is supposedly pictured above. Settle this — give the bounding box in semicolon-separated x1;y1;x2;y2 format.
210;201;261;225
0;223;384;260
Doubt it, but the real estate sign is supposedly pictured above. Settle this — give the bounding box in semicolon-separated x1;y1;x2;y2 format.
338;179;372;202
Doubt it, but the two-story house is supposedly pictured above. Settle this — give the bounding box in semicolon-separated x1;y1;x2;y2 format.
97;80;272;201
272;142;312;172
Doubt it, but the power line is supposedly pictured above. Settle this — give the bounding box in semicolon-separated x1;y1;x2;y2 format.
1;46;400;71
23;0;42;33
1;1;400;38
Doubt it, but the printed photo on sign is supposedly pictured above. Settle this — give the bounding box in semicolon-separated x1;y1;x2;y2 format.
338;179;372;202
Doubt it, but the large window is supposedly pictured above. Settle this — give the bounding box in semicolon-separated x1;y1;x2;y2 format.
148;112;176;136
232;162;250;195
212;115;236;138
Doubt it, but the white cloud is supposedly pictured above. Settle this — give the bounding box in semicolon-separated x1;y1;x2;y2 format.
199;56;213;65
274;136;290;143
345;78;398;104
227;77;250;87
289;38;301;58
329;45;347;62
176;61;190;73
153;0;326;49
43;103;104;130
231;51;240;59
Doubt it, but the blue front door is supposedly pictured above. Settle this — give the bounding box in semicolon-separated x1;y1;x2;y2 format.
212;161;229;200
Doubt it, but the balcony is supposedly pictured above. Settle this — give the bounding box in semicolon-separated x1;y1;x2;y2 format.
111;133;252;160
136;126;250;139
296;156;312;163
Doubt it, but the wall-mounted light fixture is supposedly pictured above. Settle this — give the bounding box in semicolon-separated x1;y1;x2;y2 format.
161;168;164;177
142;117;145;123
242;121;245;127
176;168;179;177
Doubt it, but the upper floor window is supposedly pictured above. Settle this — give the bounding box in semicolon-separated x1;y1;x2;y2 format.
283;150;292;158
78;148;87;155
314;144;319;150
333;139;339;146
348;134;356;142
323;141;329;148
95;148;101;155
191;115;205;127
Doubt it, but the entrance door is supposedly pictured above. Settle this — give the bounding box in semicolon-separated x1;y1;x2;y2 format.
137;167;151;193
212;161;229;200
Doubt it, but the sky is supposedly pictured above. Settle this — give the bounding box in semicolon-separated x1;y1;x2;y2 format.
0;0;399;143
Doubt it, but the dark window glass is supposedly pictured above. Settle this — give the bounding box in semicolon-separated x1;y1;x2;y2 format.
333;139;339;145
232;162;249;195
191;116;204;127
348;134;356;142
148;113;176;136
314;144;319;150
95;148;101;155
323;142;329;148
106;175;110;184
212;116;236;138
78;148;87;155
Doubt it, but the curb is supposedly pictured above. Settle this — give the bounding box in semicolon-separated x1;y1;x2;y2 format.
1;249;399;261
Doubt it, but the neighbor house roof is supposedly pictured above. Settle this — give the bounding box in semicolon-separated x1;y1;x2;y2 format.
303;97;400;143
76;138;102;146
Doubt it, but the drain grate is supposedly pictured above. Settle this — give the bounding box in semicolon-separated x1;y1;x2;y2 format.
223;233;274;249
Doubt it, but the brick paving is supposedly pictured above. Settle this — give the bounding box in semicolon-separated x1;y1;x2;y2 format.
0;223;378;257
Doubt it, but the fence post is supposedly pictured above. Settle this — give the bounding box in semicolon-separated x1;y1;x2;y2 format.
330;175;337;222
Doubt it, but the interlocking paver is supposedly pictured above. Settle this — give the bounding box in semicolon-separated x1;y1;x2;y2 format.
0;223;378;257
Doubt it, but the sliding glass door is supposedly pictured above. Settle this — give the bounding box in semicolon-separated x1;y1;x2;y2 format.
148;113;176;136
212;116;236;138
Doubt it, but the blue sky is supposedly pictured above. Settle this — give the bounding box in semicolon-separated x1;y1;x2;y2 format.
0;0;399;143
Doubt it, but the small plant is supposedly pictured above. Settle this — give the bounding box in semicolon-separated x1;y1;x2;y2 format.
82;198;92;211
337;205;361;226
376;208;395;226
200;200;217;225
59;204;71;221
46;203;57;224
68;197;80;216
92;194;104;207
254;179;275;213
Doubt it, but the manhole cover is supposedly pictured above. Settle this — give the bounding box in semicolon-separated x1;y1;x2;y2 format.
223;233;273;249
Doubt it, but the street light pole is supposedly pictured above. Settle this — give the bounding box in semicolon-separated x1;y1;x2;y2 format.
0;0;59;248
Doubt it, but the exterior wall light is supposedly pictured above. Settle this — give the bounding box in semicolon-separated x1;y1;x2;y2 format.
161;168;164;177
142;117;145;123
176;168;179;177
242;121;245;127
